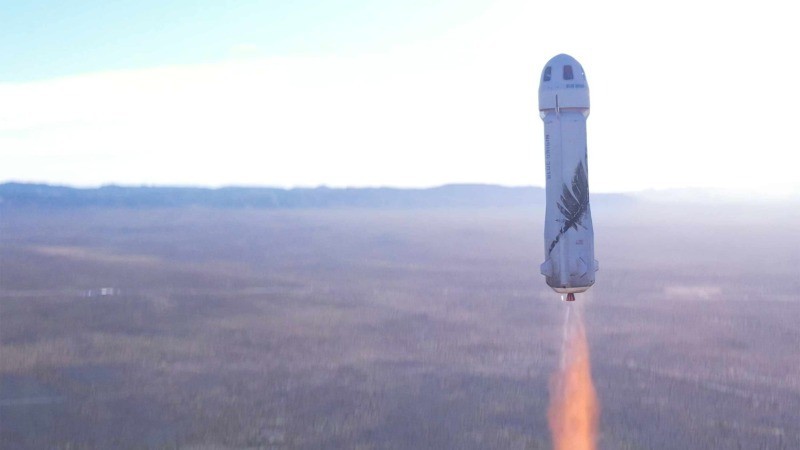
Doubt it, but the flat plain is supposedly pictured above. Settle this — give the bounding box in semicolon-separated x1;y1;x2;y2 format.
1;203;799;449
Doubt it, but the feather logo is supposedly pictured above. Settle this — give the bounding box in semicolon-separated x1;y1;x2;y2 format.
548;161;589;255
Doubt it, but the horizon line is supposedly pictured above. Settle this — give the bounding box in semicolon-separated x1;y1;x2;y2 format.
4;180;799;202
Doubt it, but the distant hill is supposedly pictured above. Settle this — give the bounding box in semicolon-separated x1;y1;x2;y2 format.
0;182;635;209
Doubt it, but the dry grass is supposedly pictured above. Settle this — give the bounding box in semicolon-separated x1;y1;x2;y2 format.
1;206;799;449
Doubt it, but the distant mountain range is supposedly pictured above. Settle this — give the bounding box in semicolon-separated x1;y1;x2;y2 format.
0;183;636;209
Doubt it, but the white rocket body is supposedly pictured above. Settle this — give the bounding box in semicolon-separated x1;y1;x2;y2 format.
538;54;598;295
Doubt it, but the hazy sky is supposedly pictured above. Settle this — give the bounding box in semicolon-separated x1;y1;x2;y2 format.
2;0;799;194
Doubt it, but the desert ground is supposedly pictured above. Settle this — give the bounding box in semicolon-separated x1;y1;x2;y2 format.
2;204;799;449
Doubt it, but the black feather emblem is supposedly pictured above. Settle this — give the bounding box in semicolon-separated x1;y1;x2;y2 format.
548;161;589;255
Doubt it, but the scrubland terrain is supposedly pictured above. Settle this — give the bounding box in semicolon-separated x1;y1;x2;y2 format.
1;203;799;449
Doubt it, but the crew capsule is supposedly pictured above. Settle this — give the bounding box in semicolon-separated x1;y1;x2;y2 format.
538;54;589;113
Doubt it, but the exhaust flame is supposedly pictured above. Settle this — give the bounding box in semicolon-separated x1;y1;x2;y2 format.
548;305;599;450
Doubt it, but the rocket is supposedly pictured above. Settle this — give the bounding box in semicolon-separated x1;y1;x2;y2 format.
538;54;598;301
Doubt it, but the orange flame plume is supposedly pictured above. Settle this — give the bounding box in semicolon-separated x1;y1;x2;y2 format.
548;305;599;450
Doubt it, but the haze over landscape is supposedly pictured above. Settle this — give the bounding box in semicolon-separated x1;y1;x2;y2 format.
2;1;800;449
2;185;799;448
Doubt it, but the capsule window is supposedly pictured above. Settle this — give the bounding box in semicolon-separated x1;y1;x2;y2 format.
563;65;574;80
543;66;552;82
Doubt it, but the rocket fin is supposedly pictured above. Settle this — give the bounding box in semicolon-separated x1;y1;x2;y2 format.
594;259;599;272
540;259;553;277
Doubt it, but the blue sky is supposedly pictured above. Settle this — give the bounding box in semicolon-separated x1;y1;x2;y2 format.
1;0;490;81
2;0;799;195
